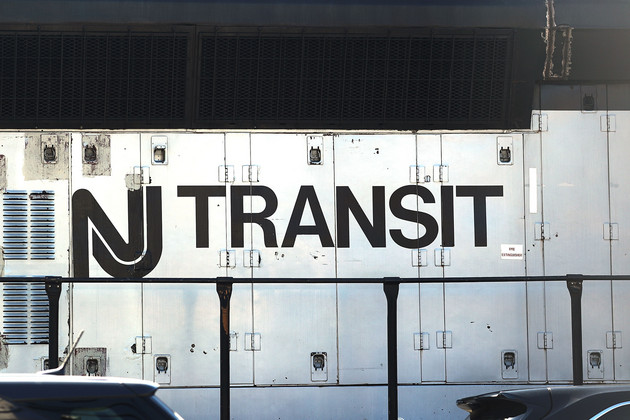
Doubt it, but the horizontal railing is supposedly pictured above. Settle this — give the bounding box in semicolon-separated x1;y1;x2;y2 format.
6;274;627;419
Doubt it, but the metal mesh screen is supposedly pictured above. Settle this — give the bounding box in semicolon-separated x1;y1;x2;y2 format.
198;30;514;129
0;31;187;128
0;27;517;129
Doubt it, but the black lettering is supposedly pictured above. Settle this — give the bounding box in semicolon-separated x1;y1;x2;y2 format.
231;186;278;247
281;186;334;247
441;185;455;247
177;186;226;248
72;187;162;278
336;186;386;248
389;185;439;249
456;185;504;247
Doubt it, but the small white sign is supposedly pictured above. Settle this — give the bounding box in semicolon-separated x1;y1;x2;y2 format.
501;244;524;260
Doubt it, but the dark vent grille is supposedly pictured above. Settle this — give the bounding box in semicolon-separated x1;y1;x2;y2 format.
199;30;514;129
3;190;55;260
0;32;187;128
2;281;49;345
0;27;522;129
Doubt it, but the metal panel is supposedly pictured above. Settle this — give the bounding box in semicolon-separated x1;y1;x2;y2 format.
581;280;614;382
612;280;630;380
441;133;526;277
439;134;527;382
543;281;573;382
138;133;253;385
415;134;445;382
540;111;610;275
608;109;630;379
523;131;548;382
444;282;528;382
0;133;70;372
249;134;336;385
70;132;143;379
335;135;417;384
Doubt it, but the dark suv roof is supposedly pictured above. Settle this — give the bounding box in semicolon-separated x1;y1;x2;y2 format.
457;385;630;420
0;375;158;401
0;374;182;420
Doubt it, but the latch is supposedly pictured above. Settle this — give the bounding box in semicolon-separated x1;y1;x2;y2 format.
534;222;551;241
154;354;171;384
230;332;238;351
600;115;616;132
244;333;261;351
501;350;518;379
125;166;151;191
603;223;619;240
310;352;328;382
537;332;553;349
434;248;451;267
244;250;261;268
433;164;449;183
219;250;236;268
606;331;622;349
436;331;452;349
72;348;107;377
414;332;430;350
133;336;152;354
412;249;428;267
151;136;168;165
307;136;324;165
497;137;513;165
218;165;235;183
587;350;604;379
41;135;58;163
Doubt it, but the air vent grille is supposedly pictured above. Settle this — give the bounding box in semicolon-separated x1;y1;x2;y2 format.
3;190;55;260
2;281;48;345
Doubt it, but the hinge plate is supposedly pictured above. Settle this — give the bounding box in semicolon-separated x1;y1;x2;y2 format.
244;250;261;268
245;333;261;351
436;331;452;349
412;249;428;267
219;165;235;183
434;248;451;266
537;331;553;349
433;164;449;183
607;331;622;349
414;332;430;350
604;223;619;240
410;165;427;183
535;222;551;241
134;336;152;354
219;249;236;268
601;115;617;132
532;113;549;131
242;165;259;182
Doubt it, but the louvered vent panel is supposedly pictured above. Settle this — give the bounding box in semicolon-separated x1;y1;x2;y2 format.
3;190;55;260
2;282;48;344
2;191;28;260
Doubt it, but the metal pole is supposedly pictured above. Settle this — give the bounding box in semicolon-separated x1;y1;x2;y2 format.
383;279;400;420
45;278;62;370
567;276;583;385
217;280;233;420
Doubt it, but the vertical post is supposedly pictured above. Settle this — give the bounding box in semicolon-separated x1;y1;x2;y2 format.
567;276;583;386
217;280;233;420
383;279;400;420
45;278;62;369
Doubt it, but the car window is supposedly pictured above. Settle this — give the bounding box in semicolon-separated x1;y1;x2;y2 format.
589;401;630;420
